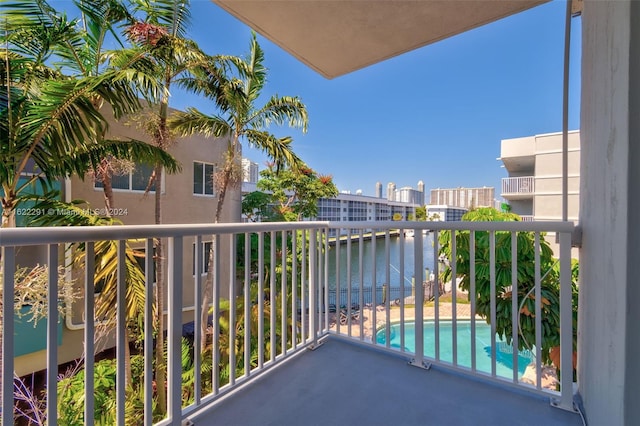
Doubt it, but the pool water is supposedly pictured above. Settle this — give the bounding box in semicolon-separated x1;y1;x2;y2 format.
375;321;534;379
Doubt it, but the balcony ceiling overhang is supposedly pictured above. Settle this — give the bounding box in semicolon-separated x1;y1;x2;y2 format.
212;0;549;79
500;156;535;173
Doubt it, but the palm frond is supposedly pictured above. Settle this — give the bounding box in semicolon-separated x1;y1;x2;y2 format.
132;0;191;39
2;0;78;64
244;130;304;172
175;55;237;110
104;47;164;101
243;31;267;103
33;139;171;184
25;196;153;323
169;108;233;139
249;95;309;133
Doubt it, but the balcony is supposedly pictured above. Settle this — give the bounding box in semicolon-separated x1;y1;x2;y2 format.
1;221;581;425
502;176;535;200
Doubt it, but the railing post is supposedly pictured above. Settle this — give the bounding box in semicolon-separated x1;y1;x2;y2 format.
2;247;16;426
410;230;427;368
144;238;154;426
167;236;183;425
46;244;58;426
309;229;318;348
553;230;576;411
116;241;126;425
85;242;96;426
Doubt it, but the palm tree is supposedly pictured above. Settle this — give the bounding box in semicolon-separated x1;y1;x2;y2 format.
126;0;221;412
170;32;309;350
0;0;180;228
63;0;169;215
1;0;181;401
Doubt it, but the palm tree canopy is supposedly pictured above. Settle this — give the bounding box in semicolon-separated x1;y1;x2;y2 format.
1;0;180;199
169;32;308;172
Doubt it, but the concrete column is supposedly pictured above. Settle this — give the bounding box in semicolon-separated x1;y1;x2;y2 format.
625;1;640;423
579;1;639;424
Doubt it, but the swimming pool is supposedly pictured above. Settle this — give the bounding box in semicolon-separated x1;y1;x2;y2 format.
375;321;534;379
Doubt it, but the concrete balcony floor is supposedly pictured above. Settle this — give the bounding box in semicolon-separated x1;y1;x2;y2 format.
190;337;583;426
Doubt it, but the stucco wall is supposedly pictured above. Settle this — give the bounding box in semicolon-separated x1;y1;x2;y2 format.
579;1;633;424
625;1;640;423
16;108;244;376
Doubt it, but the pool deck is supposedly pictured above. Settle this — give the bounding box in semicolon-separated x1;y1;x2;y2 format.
328;300;559;389
328;300;477;341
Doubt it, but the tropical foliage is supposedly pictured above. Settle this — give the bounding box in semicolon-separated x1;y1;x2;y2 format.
438;207;579;366
170;31;309;350
0;0;180;228
123;0;212;411
169;31;309;223
0;265;73;325
3;1;311;423
257;163;338;221
241;190;274;222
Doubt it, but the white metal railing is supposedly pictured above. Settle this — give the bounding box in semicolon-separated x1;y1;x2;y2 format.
502;176;535;195
520;215;535;222
324;220;576;411
0;220;577;425
1;222;331;426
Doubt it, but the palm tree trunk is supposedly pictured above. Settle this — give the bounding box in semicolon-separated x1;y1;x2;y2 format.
154;163;167;414
1;193;17;228
153;91;171;413
200;155;234;352
101;162;115;216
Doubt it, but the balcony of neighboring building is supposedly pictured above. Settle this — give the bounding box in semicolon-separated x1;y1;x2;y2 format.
499;136;536;175
501;176;535;200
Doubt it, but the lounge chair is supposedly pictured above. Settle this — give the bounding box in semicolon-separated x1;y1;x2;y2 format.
339;306;360;325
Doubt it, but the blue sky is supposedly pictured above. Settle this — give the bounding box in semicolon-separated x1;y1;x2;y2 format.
170;1;581;199
59;0;581;198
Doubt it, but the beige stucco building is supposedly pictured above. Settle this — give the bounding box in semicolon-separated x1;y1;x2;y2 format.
14;109;240;376
500;130;580;222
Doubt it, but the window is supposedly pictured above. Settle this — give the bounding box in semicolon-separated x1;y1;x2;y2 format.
194;161;215;196
95;164;156;192
193;241;213;275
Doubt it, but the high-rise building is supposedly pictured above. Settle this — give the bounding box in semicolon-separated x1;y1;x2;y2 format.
241;158;259;183
380;181;426;204
429;187;494;209
395;186;424;205
386;182;396;200
375;182;382;198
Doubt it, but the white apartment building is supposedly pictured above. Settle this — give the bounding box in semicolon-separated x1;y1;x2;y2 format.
315;192;419;235
426;205;468;222
499;130;580;222
241;158;259;183
429;186;495;209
